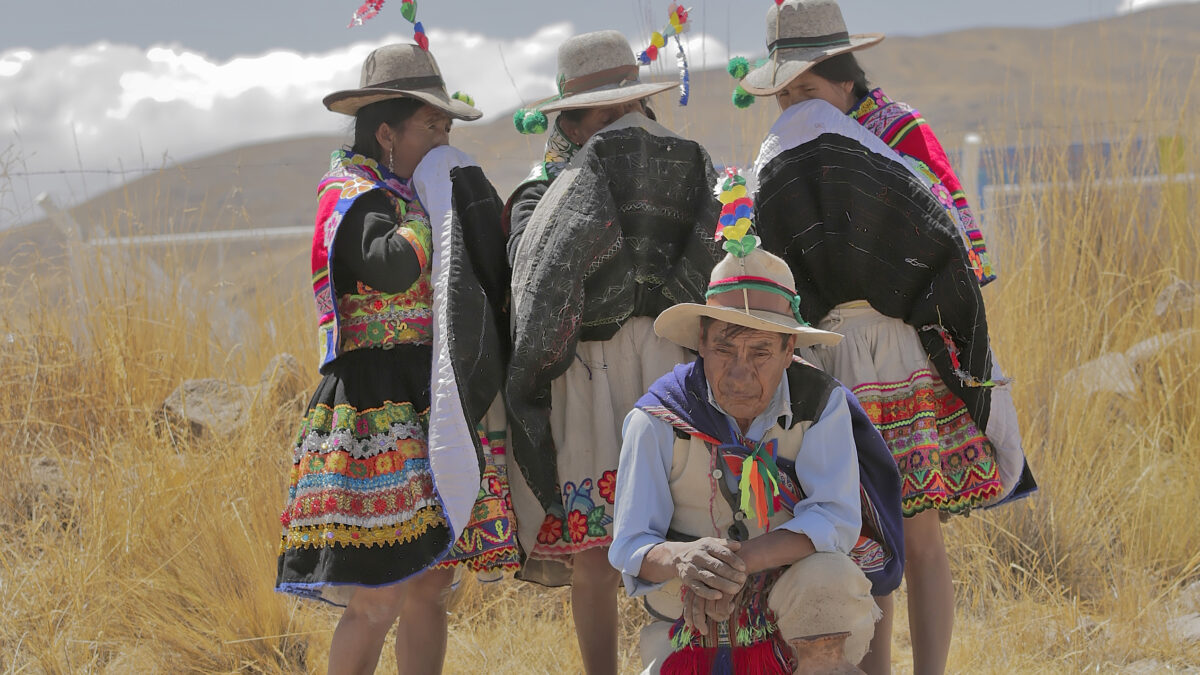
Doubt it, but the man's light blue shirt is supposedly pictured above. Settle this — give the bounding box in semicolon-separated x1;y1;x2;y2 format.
608;371;862;596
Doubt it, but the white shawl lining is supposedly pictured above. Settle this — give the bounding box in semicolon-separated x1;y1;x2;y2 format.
754;99;922;182
413;145;482;546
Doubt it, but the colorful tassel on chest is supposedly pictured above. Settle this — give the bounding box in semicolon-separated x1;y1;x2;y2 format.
738;439;784;530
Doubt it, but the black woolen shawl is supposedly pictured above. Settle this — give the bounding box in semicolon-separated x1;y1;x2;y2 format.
444;165;511;467
755;133;994;430
506;123;723;512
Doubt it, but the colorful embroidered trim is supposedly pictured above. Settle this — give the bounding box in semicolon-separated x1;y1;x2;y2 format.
398;217;432;270
853;369;1003;515
435;429;521;573
279;506;445;553
850;88;996;284
312;150;431;367
295;399;426;446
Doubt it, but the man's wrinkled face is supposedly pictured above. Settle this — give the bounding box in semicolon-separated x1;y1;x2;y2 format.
697;320;796;424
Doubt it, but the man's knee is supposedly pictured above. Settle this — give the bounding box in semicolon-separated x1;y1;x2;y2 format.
768;552;880;663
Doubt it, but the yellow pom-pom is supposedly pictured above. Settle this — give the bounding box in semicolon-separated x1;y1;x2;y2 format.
718;184;748;204
724;219;753;241
651;31;665;48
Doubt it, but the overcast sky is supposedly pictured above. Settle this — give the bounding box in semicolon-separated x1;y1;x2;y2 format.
1;0;1195;226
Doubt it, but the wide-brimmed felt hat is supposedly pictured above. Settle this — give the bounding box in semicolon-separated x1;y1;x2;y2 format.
324;43;482;120
532;30;677;114
655;248;842;351
740;0;883;96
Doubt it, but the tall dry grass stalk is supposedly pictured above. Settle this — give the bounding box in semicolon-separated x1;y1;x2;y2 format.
2;69;1199;675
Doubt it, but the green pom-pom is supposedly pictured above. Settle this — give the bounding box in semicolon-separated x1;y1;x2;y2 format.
522;110;548;135
452;91;475;107
727;56;750;80
732;86;755;109
513;109;528;133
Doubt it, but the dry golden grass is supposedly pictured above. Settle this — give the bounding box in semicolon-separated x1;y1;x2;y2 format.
3;66;1200;675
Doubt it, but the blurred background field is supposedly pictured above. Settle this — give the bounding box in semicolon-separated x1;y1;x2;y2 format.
2;9;1200;674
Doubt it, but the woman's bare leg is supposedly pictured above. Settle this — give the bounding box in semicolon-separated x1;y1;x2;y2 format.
571;547;622;675
859;592;893;675
904;510;954;675
394;567;457;675
328;582;408;675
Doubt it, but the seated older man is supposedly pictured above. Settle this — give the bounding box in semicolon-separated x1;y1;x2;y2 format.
609;247;904;673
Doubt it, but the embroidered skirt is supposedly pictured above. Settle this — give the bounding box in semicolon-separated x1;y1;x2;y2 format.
801;302;1003;516
275;347;519;606
513;317;692;563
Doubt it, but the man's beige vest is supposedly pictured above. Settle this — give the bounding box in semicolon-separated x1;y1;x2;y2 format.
645;417;817;620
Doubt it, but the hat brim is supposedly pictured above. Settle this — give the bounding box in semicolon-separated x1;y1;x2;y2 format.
740;34;884;96
323;86;483;120
538;80;678;114
654;303;843;352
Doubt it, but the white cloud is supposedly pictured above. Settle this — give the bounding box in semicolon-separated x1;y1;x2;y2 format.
0;23;729;227
1116;0;1200;13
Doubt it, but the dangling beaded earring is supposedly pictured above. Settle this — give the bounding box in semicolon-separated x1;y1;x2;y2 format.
386;145;396;172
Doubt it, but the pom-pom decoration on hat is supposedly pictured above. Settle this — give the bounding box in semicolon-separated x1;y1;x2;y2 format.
349;0;430;51
452;91;475;107
714;167;759;257
732;85;755;109
512;108;548;135
636;4;692;105
726;56;750;80
727;56;769;109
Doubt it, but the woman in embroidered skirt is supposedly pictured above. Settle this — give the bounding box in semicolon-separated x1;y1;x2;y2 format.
274;44;519;675
733;2;1036;673
503;30;722;675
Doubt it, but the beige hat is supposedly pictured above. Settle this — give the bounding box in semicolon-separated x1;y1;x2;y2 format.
323;44;482;120
532;30;677;114
740;0;883;96
654;248;842;351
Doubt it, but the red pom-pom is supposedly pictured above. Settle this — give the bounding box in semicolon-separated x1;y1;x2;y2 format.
678;7;689;23
646;44;658;60
776;0;785;4
414;32;430;50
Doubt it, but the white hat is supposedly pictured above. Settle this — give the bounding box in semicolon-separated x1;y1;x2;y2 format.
323;44;482;120
654;248;842;351
740;0;883;96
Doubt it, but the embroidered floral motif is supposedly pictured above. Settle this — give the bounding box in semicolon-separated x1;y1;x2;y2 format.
598;470;617;504
537;513;564;545
566;509;590;543
531;476;615;558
